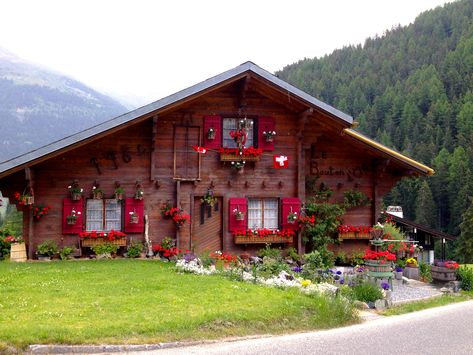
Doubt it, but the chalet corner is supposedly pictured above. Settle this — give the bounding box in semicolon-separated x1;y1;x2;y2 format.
0;61;434;259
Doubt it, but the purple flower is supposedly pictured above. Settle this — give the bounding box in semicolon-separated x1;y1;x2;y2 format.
339;278;345;285
381;282;390;290
292;266;302;273
395;266;403;272
336;270;342;275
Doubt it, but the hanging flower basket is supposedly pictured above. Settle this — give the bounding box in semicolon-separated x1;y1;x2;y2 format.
233;209;245;221
66;216;78;225
129;213;139;224
207;128;216;140
71;193;82;201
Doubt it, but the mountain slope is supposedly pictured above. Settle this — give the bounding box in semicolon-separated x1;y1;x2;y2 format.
0;48;128;162
276;0;473;244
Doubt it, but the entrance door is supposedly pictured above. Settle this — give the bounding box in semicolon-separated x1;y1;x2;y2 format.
192;197;222;253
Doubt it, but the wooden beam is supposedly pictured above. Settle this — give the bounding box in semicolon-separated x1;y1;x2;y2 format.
372;160;383;225
150;116;158;182
237;75;251;109
25;167;34;259
175;180;181;249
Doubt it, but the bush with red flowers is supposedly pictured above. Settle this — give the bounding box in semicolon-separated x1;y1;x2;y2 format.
33;204;51;221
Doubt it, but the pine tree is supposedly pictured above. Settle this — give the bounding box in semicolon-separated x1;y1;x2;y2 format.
415;180;437;228
457;199;473;263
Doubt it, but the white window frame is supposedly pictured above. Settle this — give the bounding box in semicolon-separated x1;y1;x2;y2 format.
85;199;122;231
248;198;279;230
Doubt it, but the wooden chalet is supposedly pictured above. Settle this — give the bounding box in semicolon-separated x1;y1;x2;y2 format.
0;62;434;259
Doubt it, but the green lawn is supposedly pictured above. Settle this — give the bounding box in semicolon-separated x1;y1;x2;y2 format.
0;259;357;350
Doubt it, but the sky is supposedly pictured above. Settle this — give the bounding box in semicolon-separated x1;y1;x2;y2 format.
0;0;452;107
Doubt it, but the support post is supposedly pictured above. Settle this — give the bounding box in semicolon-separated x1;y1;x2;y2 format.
175;180;181;249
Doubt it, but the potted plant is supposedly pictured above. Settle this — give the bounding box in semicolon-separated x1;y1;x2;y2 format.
92;186;104;199
33;204;51;221
91;243;119;259
363;249;396;273
394;265;403;280
287;211;298;224
263;130;276;143
129;211;139;224
406;257;418;268
114;186;125;200
134;187;144;200
200;189;217;207
207;128;216;140
66;209;81;225
233;208;245;221
370;224;384;239
59;246;74;260
126;241;143;258
36;240;58;261
68;182;83;201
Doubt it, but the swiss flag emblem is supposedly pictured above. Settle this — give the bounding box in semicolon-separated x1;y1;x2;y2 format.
273;155;289;169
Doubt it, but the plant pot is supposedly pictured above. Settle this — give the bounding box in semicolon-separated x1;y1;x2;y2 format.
431;265;457;281
235;214;245;221
71;193;82;201
395;271;403;280
207;130;216;140
370;229;384;239
93;193;103;200
66;217;77;225
130;215;139;224
115;193;123;201
23;196;34;205
364;260;392;273
265;136;274;143
10;242;27;262
37;255;51;261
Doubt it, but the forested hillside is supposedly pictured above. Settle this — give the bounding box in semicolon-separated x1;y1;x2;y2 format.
0;48;127;162
277;0;473;260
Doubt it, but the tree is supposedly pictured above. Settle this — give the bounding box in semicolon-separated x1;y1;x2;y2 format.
415;180;437;228
457;199;473;263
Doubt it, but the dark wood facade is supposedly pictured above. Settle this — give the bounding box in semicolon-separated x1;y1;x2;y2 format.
0;63;432;258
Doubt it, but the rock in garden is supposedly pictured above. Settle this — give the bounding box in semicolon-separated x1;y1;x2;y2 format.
353;300;370;310
374;299;387;310
446;281;461;292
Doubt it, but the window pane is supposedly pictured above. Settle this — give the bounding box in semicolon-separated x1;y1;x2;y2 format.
105;199;122;231
248;199;262;229
223;118;254;148
86;199;103;231
263;199;279;230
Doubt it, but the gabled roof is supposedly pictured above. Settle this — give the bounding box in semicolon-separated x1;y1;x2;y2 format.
388;213;456;240
0;61;433;179
0;61;352;178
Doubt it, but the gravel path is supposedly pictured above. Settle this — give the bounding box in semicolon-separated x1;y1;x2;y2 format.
390;280;443;304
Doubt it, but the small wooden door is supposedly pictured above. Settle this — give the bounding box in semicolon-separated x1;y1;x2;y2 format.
192;197;222;253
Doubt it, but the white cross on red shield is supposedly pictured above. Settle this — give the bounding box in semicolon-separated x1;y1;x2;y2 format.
273;155;289;169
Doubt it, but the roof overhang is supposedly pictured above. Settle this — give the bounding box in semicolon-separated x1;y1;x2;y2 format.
389;213;455;240
0;61;353;179
343;128;434;176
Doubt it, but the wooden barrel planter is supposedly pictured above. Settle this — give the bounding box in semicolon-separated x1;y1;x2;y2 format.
431;265;457;281
364;260;392;273
10;242;27;262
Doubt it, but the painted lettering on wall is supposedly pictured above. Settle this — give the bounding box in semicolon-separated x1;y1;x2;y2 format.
310;160;365;181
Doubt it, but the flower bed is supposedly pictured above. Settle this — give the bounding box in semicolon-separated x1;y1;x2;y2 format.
233;229;295;244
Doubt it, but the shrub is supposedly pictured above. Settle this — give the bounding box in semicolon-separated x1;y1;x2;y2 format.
91;243;118;257
258;244;282;260
59;246;74;260
127;241;143;258
419;262;432;283
352;282;383;303
36;240;58;257
457;266;473;291
285;247;300;263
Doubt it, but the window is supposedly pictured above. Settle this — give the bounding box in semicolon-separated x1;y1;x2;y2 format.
248;198;278;230
222;118;254;148
86;199;122;231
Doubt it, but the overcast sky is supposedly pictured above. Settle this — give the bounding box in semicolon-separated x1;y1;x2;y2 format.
0;0;451;106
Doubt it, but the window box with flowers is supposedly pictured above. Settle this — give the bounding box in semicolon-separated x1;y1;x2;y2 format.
79;230;127;247
66;209;81;225
233;229;295;244
338;225;373;239
219;147;262;162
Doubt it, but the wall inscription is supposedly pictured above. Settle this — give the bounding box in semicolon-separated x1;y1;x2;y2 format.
310;160;366;181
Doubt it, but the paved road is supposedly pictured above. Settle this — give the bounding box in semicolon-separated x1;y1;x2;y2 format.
138;301;473;355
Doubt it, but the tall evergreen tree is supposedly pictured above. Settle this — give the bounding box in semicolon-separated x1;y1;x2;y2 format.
458;199;473;263
415;180;437;228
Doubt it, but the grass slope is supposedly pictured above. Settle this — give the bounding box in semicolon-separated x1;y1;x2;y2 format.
0;259;357;350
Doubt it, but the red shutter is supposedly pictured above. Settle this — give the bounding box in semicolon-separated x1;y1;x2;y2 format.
203;115;222;149
258;116;275;151
228;197;247;232
281;197;301;231
124;198;145;233
62;198;84;234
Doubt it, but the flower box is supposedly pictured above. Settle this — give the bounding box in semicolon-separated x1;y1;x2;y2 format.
220;153;260;162
431;265;457;281
338;232;356;239
234;234;293;244
81;238;127;247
